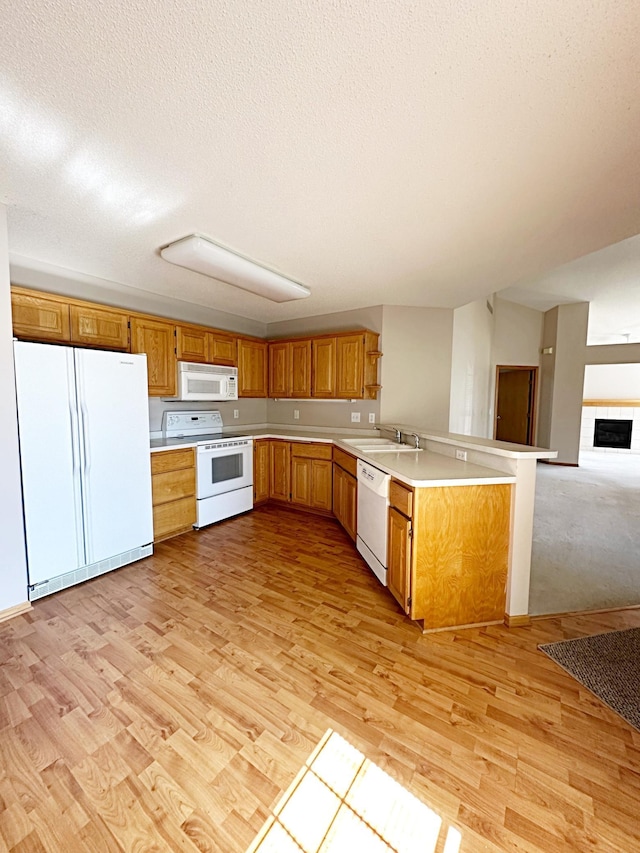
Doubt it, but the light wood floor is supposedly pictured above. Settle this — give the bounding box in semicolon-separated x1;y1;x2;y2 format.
1;505;639;852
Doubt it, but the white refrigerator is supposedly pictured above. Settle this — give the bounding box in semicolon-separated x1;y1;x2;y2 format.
13;341;154;600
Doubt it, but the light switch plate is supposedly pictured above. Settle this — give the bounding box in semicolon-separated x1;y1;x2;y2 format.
233;409;239;419
294;409;300;420
455;449;467;461
351;412;361;423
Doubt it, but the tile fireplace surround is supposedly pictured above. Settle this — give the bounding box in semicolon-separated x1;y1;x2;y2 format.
581;404;640;454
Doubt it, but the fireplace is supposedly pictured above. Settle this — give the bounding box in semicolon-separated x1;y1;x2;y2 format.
594;419;633;449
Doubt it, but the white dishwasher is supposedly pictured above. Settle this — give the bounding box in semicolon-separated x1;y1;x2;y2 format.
356;459;391;586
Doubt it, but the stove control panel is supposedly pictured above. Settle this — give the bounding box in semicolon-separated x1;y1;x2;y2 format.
162;410;223;436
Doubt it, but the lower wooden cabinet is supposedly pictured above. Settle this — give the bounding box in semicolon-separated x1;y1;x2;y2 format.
387;505;411;612
151;449;196;541
291;443;332;512
256;439;333;514
269;440;291;501
332;447;357;540
387;478;511;631
253;439;270;504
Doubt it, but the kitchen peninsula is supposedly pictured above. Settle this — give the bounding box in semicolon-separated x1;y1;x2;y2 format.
151;424;556;631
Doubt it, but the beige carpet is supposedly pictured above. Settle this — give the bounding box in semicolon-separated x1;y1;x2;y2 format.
529;451;640;615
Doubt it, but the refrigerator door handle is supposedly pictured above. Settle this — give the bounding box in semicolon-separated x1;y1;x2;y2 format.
76;355;94;565
66;350;86;567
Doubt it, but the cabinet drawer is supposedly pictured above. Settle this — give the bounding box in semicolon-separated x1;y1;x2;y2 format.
152;468;196;505
389;479;413;517
333;446;357;477
151;448;195;475
291;442;332;460
153;497;196;541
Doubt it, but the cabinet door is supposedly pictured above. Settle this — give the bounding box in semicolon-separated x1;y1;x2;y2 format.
269;341;290;397
253;439;270;504
388;507;411;614
341;468;357;540
291;456;311;506
312;337;336;397
310;459;332;511
238;338;268;397
269;441;290;501
176;325;208;362
11;289;70;342
70;304;129;350
207;332;237;366
291;339;312;397
130;316;177;396
336;333;364;398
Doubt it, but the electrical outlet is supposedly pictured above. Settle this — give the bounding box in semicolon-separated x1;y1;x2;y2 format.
351;412;361;423
368;413;376;424
233;409;239;419
455;449;467;461
293;409;300;420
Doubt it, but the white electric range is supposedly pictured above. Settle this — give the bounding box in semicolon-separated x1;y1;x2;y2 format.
160;411;253;528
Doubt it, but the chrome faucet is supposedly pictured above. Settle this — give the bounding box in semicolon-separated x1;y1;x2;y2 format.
393;427;402;443
408;432;421;449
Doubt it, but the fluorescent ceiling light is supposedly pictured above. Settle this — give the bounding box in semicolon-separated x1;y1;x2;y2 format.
160;234;310;302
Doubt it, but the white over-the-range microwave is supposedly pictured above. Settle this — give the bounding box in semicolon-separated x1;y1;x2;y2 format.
164;362;238;401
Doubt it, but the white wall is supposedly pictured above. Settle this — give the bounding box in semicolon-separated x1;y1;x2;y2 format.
449;299;494;437
493;298;543;367
537;302;589;463
379;305;453;430
583;363;640;399
0;207;29;612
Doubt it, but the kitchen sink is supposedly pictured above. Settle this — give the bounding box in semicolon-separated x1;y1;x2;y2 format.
342;438;422;453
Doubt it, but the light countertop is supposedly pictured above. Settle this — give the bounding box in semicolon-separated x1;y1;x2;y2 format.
150;426;520;488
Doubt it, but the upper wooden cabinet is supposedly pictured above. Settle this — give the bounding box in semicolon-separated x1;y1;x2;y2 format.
176;325;207;362
11;287;130;350
335;334;364;398
10;287;381;401
272;330;380;400
269;339;312;398
238;337;268;397
268;341;289;397
312;337;336;398
176;324;237;366
207;331;237;366
70;304;129;350
130;316;177;397
11;288;71;342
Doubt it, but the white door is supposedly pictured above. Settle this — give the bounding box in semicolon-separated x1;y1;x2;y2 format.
75;349;153;564
14;342;85;585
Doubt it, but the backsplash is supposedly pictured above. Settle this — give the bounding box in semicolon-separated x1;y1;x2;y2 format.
148;397;267;432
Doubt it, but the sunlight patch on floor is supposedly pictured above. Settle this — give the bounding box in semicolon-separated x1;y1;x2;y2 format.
246;730;462;853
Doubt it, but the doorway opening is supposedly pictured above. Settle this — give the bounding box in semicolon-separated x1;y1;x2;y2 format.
494;366;538;445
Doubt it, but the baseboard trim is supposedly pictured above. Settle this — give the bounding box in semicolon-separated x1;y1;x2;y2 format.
504;613;531;628
540;460;579;467
0;601;32;624
420;619;503;634
531;603;640;621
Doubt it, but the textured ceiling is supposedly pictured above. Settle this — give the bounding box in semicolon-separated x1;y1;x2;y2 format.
1;0;639;323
